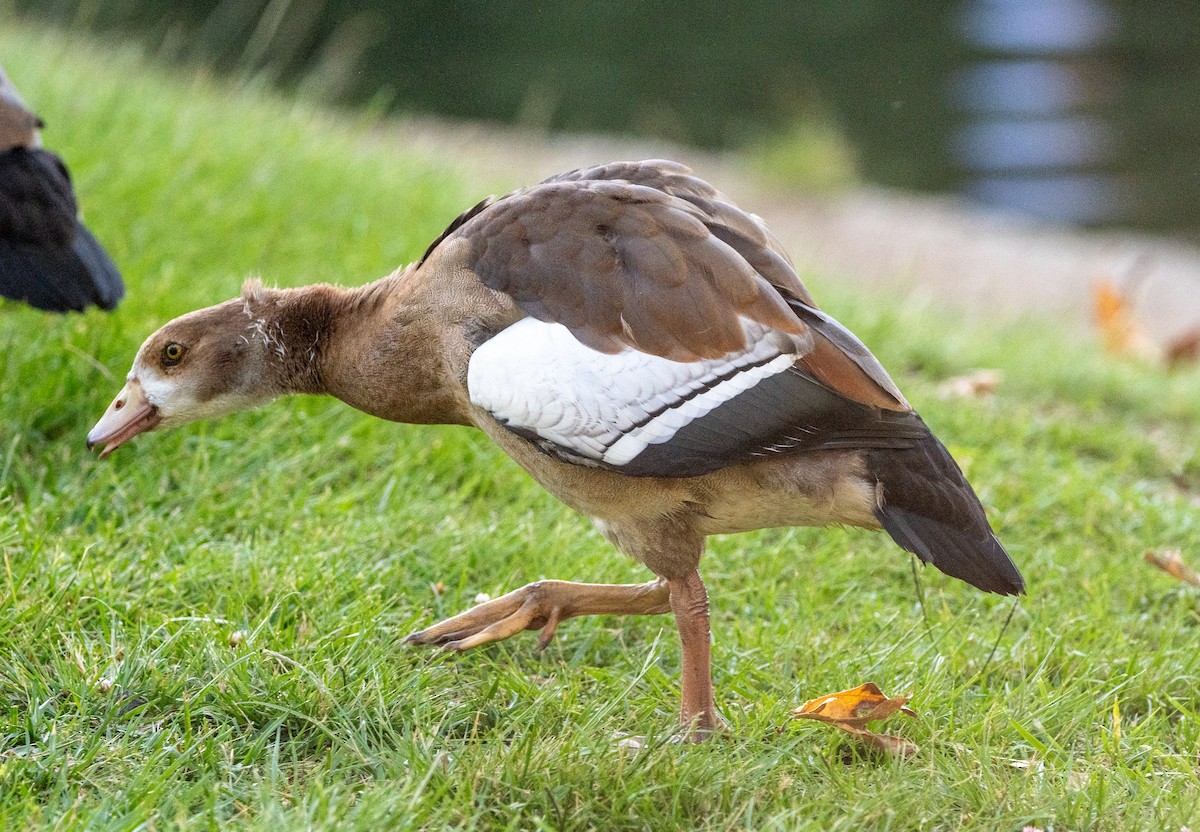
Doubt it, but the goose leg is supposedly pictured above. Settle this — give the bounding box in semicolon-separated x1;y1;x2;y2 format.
668;568;723;739
406;578;670;651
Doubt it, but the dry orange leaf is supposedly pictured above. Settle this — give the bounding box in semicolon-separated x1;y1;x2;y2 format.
793;682;916;728
1092;279;1153;359
793;683;918;758
1144;549;1200;588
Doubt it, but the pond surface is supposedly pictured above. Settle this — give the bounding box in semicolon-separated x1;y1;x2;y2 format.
14;0;1200;237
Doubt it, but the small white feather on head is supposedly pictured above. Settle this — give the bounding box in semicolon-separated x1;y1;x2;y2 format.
239;277;286;358
240;277;268;316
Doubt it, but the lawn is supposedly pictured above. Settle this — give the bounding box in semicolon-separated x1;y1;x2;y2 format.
2;21;1200;832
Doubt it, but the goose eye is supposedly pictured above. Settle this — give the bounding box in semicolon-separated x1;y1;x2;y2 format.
161;343;186;367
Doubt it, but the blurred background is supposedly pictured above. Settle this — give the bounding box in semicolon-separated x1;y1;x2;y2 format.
8;0;1200;238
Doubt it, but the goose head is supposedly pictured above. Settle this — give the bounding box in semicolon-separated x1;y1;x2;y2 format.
87;298;284;456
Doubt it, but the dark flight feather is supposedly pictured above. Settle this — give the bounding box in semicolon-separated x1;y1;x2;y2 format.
0;147;123;312
868;433;1024;595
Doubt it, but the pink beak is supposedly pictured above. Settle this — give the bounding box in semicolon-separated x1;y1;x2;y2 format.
86;379;161;458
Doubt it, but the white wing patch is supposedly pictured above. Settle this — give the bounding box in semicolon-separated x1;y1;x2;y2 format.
467;317;798;468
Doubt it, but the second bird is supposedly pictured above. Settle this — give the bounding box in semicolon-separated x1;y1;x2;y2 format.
0;65;123;313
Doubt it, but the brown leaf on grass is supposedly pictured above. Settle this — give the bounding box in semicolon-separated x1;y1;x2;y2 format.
792;683;918;758
1165;326;1200;369
937;369;1003;400
854;730;919;758
1144;549;1200;588
1092;279;1153;359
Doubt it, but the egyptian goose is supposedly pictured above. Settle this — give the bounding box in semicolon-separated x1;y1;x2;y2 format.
0;65;123;312
87;160;1022;737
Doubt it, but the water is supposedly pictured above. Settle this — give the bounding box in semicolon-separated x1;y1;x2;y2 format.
953;0;1122;224
11;0;1200;237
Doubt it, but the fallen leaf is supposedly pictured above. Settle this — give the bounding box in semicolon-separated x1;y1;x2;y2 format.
1165;326;1200;369
1091;278;1200;369
793;683;916;729
938;369;1003;400
1092;279;1153;359
1144;549;1200;588
792;682;917;758
854;730;919;758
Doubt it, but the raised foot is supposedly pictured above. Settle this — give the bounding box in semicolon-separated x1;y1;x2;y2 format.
406;578;671;652
406;581;563;651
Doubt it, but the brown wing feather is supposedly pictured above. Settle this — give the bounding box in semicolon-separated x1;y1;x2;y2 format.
546;160;816;307
787;303;910;411
796;333;908;412
461;178;807;361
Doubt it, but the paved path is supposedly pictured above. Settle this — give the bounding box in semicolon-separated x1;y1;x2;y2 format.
389;117;1200;344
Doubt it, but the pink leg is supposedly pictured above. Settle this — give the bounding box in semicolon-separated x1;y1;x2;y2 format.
668;569;723;739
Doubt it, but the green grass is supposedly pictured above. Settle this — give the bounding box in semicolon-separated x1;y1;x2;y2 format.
3;20;1200;832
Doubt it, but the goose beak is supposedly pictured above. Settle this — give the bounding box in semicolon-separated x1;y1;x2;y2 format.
86;379;161;458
